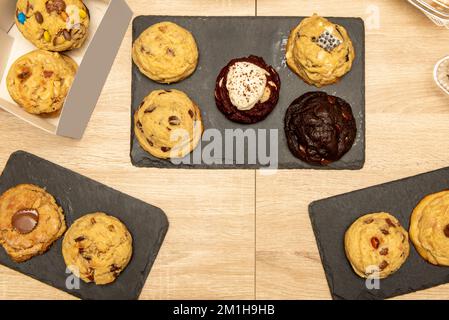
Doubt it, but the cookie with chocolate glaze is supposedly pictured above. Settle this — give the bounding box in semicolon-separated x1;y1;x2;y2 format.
284;91;356;165
215;55;280;124
0;184;66;262
15;0;90;52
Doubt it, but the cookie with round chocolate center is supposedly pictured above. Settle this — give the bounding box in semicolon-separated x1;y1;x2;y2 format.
284;91;356;165
15;0;90;52
286;14;355;87
6;49;78;115
134;89;203;159
0;184;66;262
345;213;410;279
410;190;449;266
215;55;281;124
62;212;132;285
132;21;199;84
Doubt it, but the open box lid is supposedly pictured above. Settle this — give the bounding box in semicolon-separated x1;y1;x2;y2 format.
0;0;14;79
0;0;15;32
57;0;132;138
0;0;133;139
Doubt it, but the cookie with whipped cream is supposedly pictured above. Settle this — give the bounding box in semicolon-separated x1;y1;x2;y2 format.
215;55;280;124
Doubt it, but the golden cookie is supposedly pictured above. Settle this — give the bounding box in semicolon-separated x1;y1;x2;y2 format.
344;213;409;279
0;184;66;263
62;213;133;285
132;21;199;83
134;89;203;159
286;14;355;87
410;191;449;266
6;50;78;115
15;0;90;52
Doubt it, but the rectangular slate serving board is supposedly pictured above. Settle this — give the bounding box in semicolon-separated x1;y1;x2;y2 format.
309;167;449;300
0;151;169;300
131;16;365;169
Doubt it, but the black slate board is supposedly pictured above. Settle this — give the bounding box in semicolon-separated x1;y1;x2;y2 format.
0;151;169;300
131;16;365;169
309;167;449;300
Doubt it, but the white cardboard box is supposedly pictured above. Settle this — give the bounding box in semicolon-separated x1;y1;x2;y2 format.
0;0;132;139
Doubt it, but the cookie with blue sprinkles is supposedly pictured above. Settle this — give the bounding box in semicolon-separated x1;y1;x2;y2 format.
15;0;90;52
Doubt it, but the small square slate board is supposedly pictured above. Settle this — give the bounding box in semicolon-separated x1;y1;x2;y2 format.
309;167;449;300
131;16;365;169
0;151;169;300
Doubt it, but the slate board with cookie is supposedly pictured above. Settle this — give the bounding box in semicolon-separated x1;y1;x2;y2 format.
0;151;169;300
309;167;449;300
131;16;365;169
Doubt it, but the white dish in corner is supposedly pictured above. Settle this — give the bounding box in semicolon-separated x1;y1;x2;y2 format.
434;56;449;94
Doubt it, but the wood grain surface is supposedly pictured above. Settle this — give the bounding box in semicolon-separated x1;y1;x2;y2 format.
0;0;448;300
0;0;256;300
256;0;449;300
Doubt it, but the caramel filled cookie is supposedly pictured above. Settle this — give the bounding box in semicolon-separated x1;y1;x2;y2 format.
286;14;355;87
134;89;203;159
345;213;410;279
62;213;133;285
284;92;356;165
132;21;199;84
215;55;281;124
6;50;78;115
0;184;66;262
410;191;449;266
15;0;90;52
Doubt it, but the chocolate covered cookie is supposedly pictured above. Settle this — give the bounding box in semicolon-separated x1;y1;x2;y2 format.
15;0;90;52
0;184;66;262
284;92;356;165
215;55;280;124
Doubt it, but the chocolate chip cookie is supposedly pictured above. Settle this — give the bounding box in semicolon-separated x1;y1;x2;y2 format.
215;55;281;124
6;49;78;115
410;190;449;266
134;89;203;159
15;0;90;52
0;184;66;262
286;14;355;87
345;213;410;279
284;91;356;165
62;212;133;285
132;21;199;84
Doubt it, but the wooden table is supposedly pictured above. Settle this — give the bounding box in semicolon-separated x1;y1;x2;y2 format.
0;0;448;300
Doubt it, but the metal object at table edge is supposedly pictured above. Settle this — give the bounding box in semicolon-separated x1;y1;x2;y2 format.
408;0;449;28
434;55;449;94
